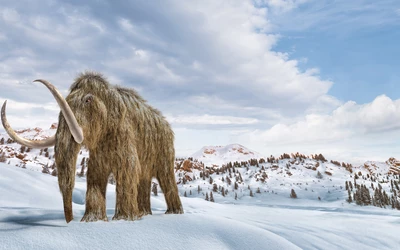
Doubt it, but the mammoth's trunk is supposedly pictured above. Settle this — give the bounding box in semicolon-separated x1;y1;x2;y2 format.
55;115;81;223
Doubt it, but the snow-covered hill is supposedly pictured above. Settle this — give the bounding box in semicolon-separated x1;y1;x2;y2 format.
0;125;89;175
190;144;264;165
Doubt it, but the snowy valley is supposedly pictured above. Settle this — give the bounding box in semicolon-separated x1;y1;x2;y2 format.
1;127;400;249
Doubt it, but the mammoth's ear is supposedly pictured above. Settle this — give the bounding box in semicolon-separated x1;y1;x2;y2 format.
108;90;127;125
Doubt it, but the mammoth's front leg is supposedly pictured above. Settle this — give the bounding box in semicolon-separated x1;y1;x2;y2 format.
113;153;142;221
81;157;110;222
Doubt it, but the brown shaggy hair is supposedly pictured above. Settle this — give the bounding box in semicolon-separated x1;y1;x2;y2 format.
55;71;183;222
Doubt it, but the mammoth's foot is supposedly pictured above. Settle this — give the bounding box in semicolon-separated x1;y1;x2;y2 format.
139;208;152;216
81;211;108;222
112;212;141;221
165;207;184;214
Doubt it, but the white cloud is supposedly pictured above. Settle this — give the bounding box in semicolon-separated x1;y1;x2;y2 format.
0;0;334;113
246;95;400;144
232;95;400;163
167;114;259;125
1;8;20;23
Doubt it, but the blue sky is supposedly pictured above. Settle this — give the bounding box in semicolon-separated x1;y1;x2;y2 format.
271;0;400;104
0;0;399;164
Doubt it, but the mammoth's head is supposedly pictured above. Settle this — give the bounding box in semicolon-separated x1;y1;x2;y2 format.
62;73;115;149
1;72;121;150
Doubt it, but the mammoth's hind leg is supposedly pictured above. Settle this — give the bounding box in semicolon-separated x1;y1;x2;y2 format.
81;160;110;222
137;177;152;216
157;164;184;214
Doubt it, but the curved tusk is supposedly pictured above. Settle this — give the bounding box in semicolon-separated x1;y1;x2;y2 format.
1;100;56;148
33;79;84;144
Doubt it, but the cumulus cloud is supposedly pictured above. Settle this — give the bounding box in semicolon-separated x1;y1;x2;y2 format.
245;95;400;144
0;0;333;116
0;0;398;163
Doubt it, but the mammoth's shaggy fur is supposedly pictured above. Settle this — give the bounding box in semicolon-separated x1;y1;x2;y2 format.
55;72;183;222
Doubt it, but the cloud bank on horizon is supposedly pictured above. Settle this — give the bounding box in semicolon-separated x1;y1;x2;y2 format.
0;0;399;163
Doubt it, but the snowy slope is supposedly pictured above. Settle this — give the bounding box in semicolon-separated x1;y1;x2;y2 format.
190;144;264;165
0;126;89;175
1;163;400;250
1;127;400;249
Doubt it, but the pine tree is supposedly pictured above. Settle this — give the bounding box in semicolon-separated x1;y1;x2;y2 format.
395;181;400;191
226;176;232;185
250;190;254;197
81;157;86;166
184;191;187;197
361;185;371;205
78;164;86;177
205;192;209;201
256;187;261;193
209;176;213;184
347;189;352;203
316;171;323;179
152;182;158;196
197;185;201;194
51;168;57;176
221;187;225;197
290;189;297;198
210;192;214;202
0;152;6;163
42;164;50;174
213;183;218;192
234;182;238;190
235;193;238;200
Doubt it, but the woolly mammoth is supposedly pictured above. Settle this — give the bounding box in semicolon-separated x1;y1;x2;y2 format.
1;72;183;223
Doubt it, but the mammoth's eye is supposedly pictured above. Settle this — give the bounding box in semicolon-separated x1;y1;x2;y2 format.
83;94;94;104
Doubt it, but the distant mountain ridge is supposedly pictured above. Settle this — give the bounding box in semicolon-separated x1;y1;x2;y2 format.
191;144;264;165
1;127;400;177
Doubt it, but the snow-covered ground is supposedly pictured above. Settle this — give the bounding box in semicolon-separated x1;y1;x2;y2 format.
1;163;399;250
